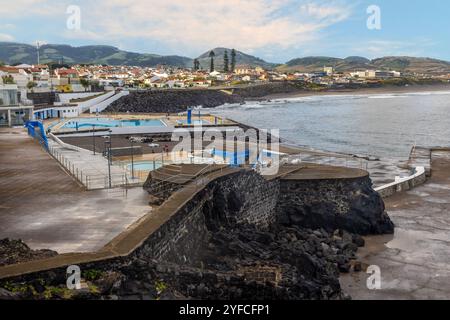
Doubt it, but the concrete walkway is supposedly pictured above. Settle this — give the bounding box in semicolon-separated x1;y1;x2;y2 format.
48;138;139;189
340;149;450;299
0;128;152;253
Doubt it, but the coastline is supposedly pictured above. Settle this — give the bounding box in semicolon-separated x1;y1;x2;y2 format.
258;83;450;100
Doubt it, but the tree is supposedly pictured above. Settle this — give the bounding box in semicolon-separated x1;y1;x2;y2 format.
2;75;15;84
209;51;216;72
0;60;4;67
193;59;200;71
27;81;37;92
80;78;90;91
231;49;237;72
223;50;229;73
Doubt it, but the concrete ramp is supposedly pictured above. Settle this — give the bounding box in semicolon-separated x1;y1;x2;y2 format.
89;90;129;113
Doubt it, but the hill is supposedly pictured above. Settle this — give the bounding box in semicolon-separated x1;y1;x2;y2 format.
0;42;193;67
277;56;450;74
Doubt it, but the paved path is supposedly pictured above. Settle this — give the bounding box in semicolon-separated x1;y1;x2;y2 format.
340;150;450;299
0;128;152;253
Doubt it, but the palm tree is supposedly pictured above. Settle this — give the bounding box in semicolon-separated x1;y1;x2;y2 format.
209;51;216;72
80;78;90;92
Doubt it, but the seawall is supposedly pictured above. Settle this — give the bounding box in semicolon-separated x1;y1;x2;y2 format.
0;164;394;299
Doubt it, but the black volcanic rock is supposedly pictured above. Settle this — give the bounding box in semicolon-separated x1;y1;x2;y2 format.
0;239;58;267
106;89;244;113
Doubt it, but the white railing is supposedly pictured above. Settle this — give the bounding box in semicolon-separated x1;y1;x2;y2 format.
89;90;129;113
375;166;426;198
283;154;369;171
48;145;134;190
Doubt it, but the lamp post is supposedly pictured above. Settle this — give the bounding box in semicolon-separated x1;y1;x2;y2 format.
108;129;113;188
92;125;96;155
104;140;112;189
130;139;135;180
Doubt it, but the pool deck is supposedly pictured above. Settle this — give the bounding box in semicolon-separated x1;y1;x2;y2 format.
340;149;450;299
0;128;152;253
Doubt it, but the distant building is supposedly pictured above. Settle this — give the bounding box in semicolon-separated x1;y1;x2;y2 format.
350;70;401;79
234;65;253;75
0;83;34;127
324;66;334;76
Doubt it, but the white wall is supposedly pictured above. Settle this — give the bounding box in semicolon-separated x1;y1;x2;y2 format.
58;92;105;103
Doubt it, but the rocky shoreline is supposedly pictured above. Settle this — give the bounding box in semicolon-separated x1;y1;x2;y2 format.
0;226;369;300
0;239;58;267
104;81;450;114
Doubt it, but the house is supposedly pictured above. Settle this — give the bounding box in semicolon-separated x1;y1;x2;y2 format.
234;65;253;75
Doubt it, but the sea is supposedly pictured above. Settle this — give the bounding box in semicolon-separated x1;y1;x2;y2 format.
208;90;450;160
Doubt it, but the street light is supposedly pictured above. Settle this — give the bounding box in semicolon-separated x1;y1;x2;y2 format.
92;125;96;155
104;139;112;189
130;139;135;180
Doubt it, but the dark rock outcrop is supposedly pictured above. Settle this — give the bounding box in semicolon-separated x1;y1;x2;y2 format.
106;89;244;114
0;239;58;267
277;177;395;235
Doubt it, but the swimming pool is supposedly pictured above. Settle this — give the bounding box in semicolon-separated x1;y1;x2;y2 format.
62;118;166;129
127;161;163;171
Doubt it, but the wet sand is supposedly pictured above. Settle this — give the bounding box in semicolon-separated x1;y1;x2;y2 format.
340;149;450;299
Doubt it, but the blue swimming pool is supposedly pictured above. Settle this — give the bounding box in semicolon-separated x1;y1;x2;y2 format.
127;161;163;171
62;118;166;129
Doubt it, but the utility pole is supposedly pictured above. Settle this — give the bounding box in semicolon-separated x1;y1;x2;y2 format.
36;41;41;65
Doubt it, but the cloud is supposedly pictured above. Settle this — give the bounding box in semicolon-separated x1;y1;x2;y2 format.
0;0;354;59
0;0;66;17
299;1;352;25
353;39;437;58
0;33;15;41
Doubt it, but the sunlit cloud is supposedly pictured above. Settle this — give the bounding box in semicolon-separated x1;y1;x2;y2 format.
0;33;15;41
0;0;353;57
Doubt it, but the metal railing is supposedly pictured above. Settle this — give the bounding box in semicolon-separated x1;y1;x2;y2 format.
48;145;132;190
283;153;369;171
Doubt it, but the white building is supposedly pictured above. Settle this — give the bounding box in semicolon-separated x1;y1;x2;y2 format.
0;83;34;127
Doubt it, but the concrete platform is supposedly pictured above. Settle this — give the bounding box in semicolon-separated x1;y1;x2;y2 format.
340;149;450;300
0;128;152;253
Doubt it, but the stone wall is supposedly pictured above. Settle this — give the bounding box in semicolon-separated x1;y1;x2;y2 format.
375;167;427;198
202;171;279;230
136;169;392;267
137;170;280;265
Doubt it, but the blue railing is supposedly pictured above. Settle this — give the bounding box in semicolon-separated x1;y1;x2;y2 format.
24;121;49;151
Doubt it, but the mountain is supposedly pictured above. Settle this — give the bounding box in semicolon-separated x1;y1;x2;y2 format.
371;57;450;74
196;47;277;71
1;42;449;74
0;42;193;67
277;56;450;74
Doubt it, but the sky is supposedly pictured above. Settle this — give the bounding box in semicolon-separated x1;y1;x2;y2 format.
0;0;449;63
